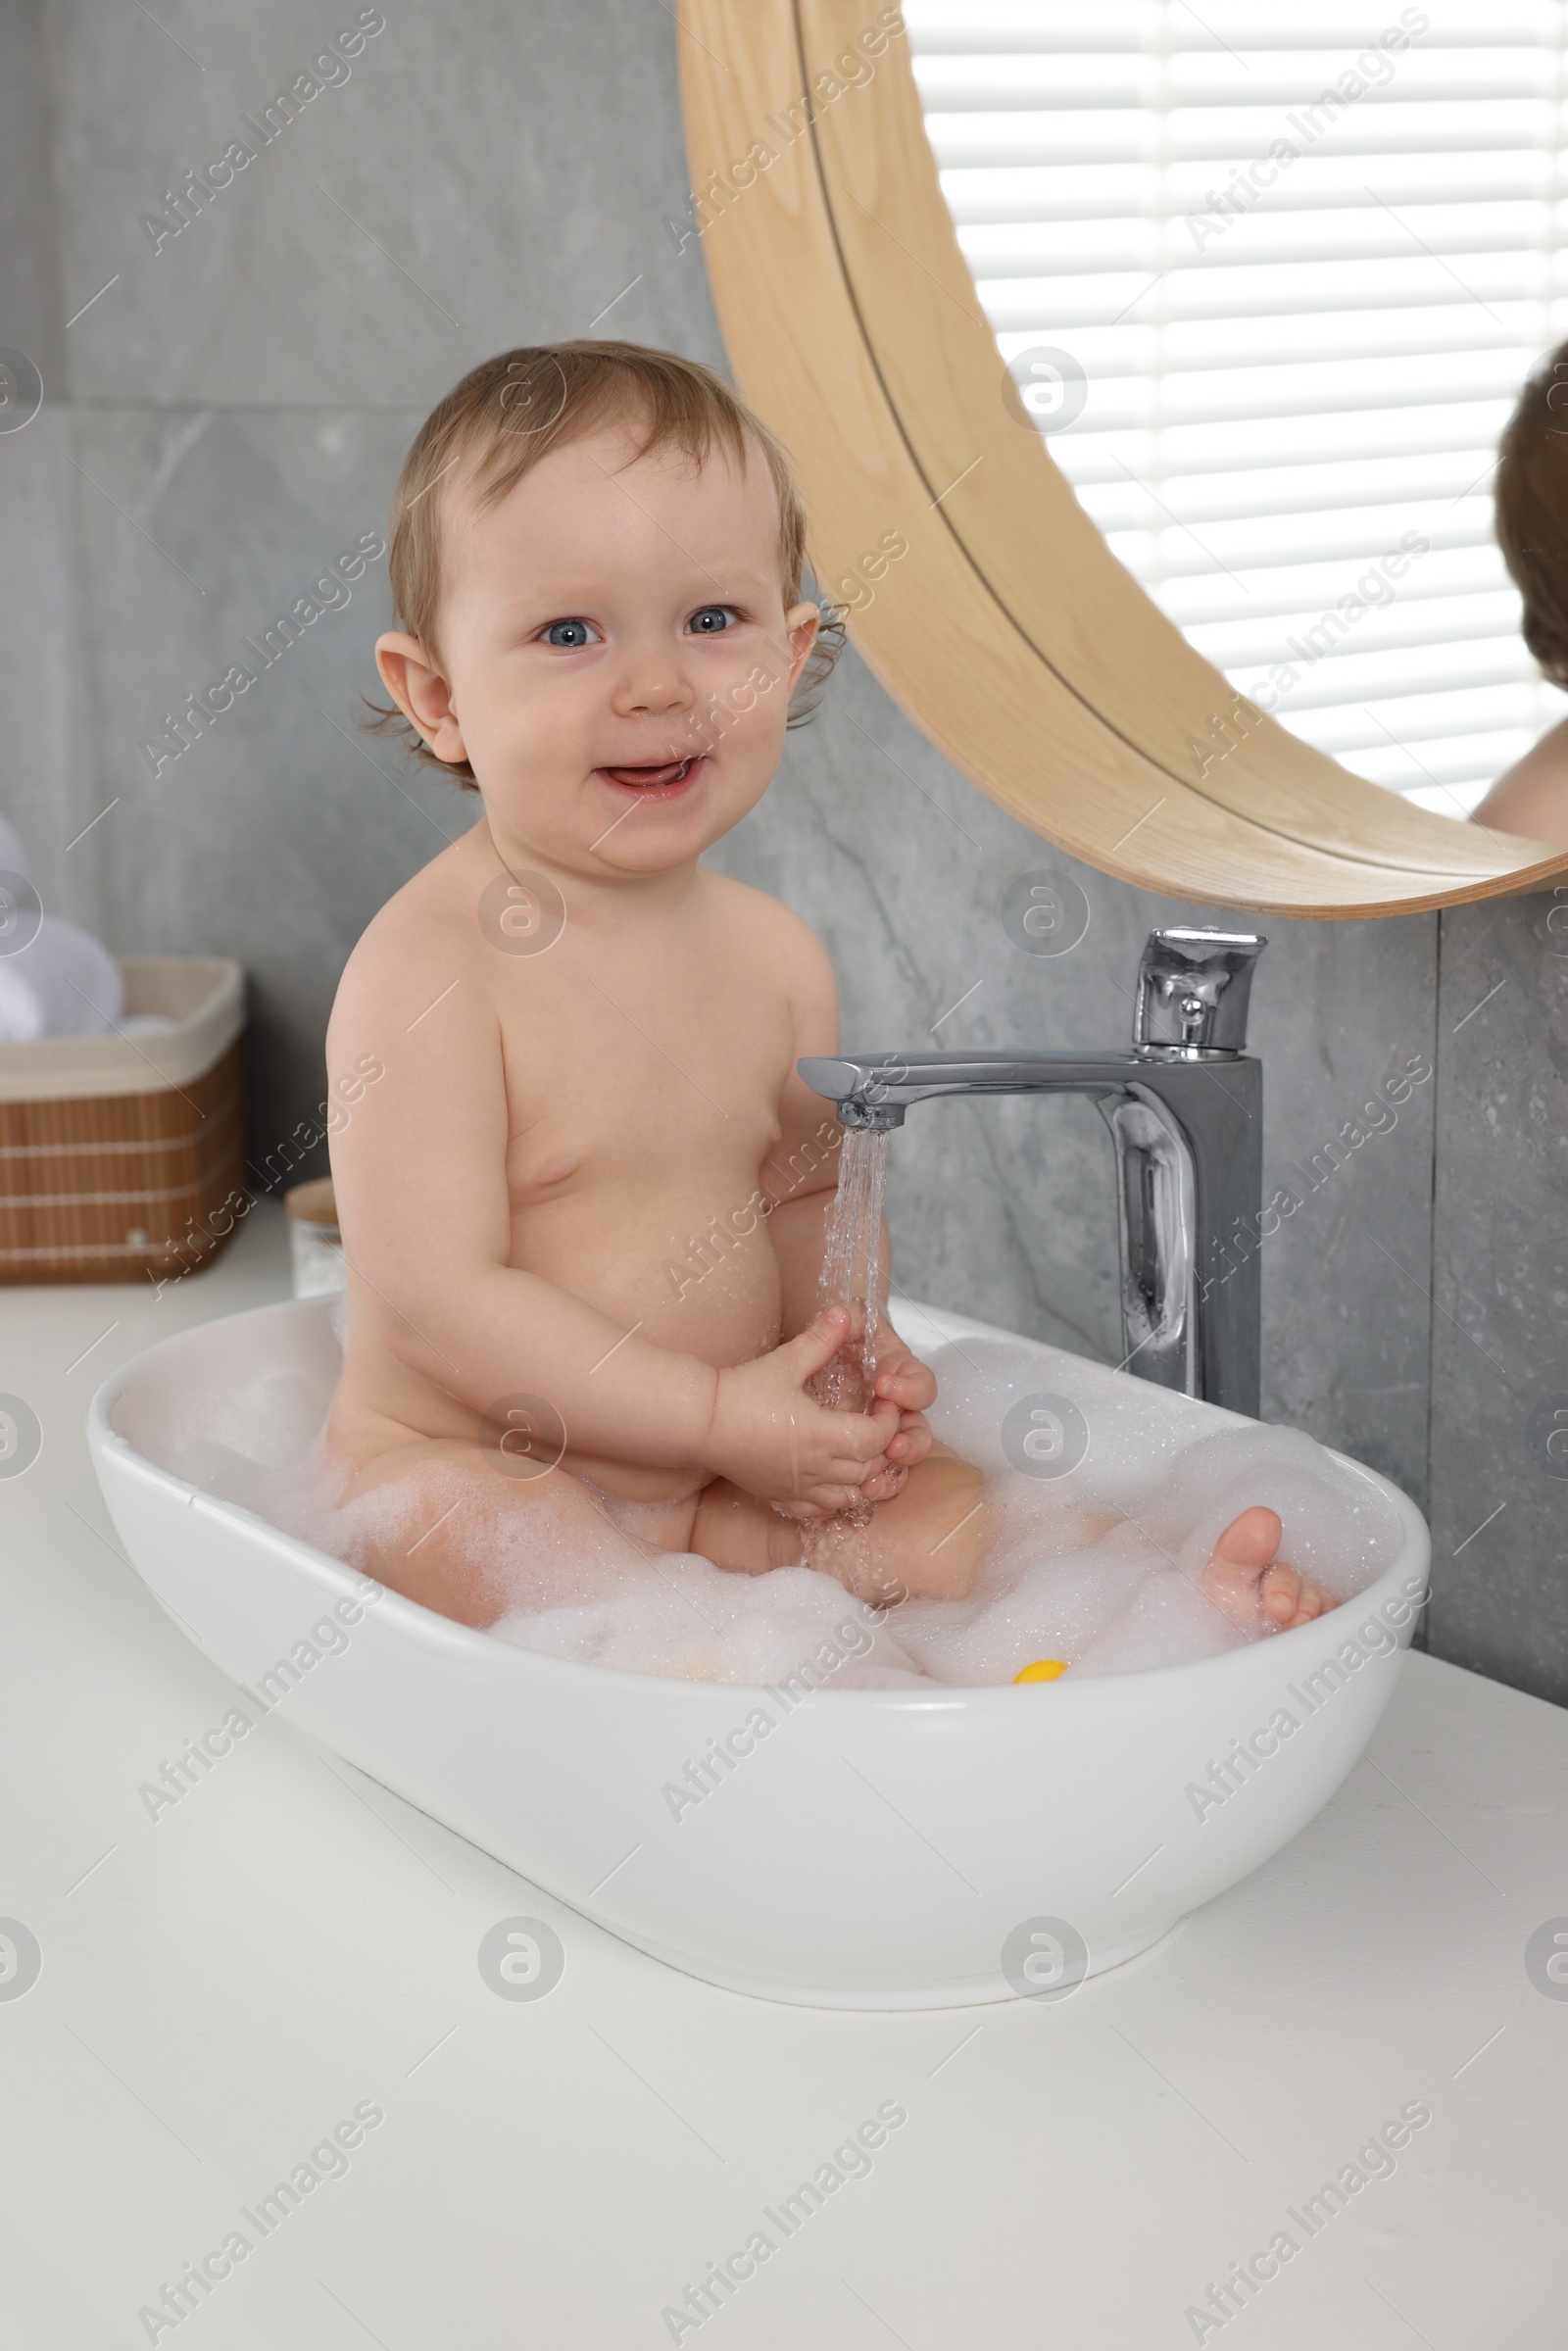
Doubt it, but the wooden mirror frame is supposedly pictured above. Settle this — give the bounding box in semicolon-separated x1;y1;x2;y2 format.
676;0;1568;915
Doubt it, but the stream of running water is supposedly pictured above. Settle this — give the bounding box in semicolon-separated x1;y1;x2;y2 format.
809;1126;891;1415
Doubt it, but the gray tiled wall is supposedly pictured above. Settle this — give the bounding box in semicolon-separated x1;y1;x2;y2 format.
4;2;1562;1700
1427;899;1568;1697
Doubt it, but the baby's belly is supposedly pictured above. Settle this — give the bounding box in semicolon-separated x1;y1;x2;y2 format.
516;1185;785;1373
521;1203;786;1503
514;1195;786;1371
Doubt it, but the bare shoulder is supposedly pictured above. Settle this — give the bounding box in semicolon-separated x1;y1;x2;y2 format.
1471;717;1568;847
704;869;838;1002
327;825;493;1058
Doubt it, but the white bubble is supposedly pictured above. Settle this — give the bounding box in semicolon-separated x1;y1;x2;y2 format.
213;1329;1400;1688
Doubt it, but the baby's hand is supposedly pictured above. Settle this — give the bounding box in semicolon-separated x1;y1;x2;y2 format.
806;1301;936;1503
859;1324;936;1500
703;1306;902;1516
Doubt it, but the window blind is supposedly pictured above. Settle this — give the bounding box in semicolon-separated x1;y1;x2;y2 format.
906;0;1568;814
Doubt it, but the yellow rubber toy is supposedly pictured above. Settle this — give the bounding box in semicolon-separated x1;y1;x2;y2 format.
1014;1658;1069;1684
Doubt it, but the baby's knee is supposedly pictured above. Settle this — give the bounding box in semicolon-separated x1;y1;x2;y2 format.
339;1445;581;1629
856;1450;987;1603
909;1454;988;1597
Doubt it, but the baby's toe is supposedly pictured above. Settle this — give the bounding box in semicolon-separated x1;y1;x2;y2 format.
1211;1505;1284;1576
1259;1562;1303;1624
1200;1506;1284;1623
1293;1575;1335;1629
1274;1570;1339;1632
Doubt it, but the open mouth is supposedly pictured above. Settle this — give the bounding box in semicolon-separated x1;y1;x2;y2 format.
597;755;704;793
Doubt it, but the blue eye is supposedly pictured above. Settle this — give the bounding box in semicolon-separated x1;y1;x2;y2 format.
688;606;736;635
543;618;595;648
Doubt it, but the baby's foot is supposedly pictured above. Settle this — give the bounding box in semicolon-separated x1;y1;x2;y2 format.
1200;1505;1338;1634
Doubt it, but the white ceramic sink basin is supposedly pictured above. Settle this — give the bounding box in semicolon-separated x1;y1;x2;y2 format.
87;1296;1429;2008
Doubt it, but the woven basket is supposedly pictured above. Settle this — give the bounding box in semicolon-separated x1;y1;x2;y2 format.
0;955;247;1286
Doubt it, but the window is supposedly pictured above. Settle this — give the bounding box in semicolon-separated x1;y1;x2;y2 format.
907;0;1568;814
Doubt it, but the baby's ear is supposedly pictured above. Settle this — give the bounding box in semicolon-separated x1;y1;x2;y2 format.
784;600;820;680
375;631;466;763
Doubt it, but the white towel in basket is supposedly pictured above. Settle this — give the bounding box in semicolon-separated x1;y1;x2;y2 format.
0;810;127;1042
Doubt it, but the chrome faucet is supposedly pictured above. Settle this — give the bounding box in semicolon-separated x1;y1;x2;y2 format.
799;928;1268;1415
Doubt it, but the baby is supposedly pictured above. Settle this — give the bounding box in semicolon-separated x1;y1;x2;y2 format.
323;340;1335;1644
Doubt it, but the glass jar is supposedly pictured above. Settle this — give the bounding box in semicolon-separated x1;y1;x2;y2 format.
283;1177;345;1298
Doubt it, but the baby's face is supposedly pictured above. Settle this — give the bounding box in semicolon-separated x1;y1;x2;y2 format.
380;419;819;881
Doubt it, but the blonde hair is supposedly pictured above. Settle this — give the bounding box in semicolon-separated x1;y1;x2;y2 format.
367;339;845;784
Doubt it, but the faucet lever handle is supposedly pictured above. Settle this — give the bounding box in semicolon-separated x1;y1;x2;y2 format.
1134;927;1266;1055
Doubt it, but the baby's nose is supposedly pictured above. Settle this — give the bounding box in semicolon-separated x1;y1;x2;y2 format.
612;652;694;715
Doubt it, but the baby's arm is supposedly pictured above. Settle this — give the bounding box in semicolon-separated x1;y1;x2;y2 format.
326;921;897;1516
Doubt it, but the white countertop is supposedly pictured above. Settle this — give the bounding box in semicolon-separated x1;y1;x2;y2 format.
2;1204;1564;2349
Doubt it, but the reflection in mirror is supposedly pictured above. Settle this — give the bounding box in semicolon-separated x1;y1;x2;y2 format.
906;1;1568;825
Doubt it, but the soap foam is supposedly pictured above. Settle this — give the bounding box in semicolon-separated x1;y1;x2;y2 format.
213;1331;1402;1689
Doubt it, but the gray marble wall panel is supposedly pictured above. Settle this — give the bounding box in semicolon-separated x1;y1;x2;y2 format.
0;415;94;918
1429;896;1568;1701
59;404;472;1176
2;2;1562;1701
48;0;722;407
1;3;64;388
